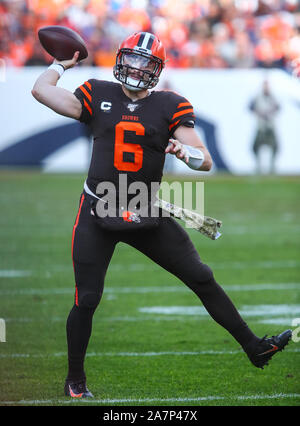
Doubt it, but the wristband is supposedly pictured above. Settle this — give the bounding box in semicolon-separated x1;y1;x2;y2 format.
47;63;65;78
180;145;204;170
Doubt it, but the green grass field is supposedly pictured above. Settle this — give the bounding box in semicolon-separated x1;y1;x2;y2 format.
0;171;299;406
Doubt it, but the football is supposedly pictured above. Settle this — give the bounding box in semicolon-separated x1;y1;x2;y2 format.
38;25;88;61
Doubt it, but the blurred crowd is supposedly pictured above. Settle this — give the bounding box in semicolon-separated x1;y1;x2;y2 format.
0;0;300;72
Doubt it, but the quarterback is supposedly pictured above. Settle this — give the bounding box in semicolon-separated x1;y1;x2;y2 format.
32;32;292;398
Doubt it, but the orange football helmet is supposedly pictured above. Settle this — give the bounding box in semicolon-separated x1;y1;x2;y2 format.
113;32;166;91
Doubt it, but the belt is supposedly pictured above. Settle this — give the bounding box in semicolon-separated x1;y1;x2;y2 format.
83;180;100;200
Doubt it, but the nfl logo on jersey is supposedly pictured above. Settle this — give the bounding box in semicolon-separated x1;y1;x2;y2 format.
127;103;139;112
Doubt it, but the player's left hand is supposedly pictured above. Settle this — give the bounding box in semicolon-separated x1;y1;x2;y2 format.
165;138;189;163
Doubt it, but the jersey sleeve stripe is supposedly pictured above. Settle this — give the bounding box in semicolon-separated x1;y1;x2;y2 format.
79;85;92;103
84;81;92;91
171;108;194;121
177;102;192;109
83;99;92;116
168;119;180;131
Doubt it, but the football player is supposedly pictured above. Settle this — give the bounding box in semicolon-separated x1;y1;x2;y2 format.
32;32;292;398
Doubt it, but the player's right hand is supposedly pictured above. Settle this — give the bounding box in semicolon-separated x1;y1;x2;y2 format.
54;51;80;70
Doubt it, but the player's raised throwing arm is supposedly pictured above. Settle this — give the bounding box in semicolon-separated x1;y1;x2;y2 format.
31;51;82;120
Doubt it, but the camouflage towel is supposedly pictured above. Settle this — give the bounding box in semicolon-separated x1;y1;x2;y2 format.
155;198;222;240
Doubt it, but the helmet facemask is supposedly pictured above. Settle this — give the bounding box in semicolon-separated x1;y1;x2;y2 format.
114;49;164;92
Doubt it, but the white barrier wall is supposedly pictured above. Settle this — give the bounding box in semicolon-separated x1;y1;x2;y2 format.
0;67;300;174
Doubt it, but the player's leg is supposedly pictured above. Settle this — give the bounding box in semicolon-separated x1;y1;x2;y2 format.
267;128;278;175
65;193;118;396
253;130;263;174
122;217;257;347
122;217;291;367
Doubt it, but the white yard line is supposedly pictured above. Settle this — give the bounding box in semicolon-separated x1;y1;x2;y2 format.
0;348;299;359
138;304;300;317
0;270;31;278
3;301;300;327
2;393;300;405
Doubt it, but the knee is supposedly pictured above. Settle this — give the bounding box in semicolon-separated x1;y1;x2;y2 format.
78;291;102;309
181;262;214;290
186;263;216;295
197;263;214;283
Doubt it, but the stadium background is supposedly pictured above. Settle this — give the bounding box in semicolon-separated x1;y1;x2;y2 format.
0;0;299;407
1;0;300;174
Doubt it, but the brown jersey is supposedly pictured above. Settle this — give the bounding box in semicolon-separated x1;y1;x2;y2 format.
74;80;195;201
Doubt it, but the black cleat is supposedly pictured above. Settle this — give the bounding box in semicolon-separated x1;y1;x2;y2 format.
247;329;292;369
64;380;94;398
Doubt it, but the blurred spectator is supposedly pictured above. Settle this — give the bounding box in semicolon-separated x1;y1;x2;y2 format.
249;79;281;174
0;0;299;72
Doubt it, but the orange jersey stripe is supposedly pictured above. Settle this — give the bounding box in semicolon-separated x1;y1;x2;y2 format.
177;102;192;109
84;81;92;91
169;119;180;131
75;285;79;307
84;99;92;116
79;85;92;103
171;108;194;121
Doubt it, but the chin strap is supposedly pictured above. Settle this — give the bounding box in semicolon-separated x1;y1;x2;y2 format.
124;81;144;92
